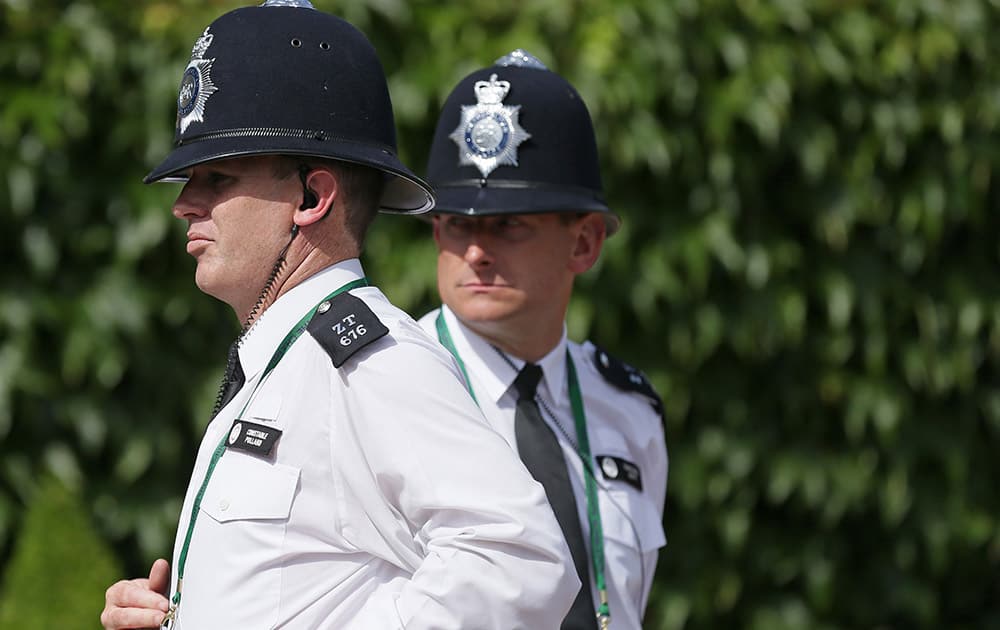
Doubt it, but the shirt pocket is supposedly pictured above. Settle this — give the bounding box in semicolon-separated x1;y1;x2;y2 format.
186;453;300;629
589;430;664;552
599;483;666;553
201;452;300;523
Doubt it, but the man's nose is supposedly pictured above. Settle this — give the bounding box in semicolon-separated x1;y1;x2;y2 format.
463;240;493;266
171;184;207;220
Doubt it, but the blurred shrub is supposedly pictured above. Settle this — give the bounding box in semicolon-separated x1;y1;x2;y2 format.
0;475;121;628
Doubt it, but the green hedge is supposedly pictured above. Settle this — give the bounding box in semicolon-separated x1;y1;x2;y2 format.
0;475;121;628
2;1;998;627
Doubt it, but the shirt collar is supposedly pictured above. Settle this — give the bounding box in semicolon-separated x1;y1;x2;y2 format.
237;259;366;378
440;304;568;405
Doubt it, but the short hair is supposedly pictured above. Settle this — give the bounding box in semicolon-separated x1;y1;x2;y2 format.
271;156;384;249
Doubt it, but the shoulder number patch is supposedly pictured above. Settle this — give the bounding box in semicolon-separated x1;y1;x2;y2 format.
592;344;664;417
307;292;389;367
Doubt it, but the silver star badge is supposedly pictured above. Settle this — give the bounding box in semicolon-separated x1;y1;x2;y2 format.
261;0;315;6
177;27;219;134
449;73;531;178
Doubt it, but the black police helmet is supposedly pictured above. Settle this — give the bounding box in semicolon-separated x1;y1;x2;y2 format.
425;50;620;234
145;0;433;214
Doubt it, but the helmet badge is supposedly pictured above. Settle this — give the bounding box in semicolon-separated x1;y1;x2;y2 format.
448;73;531;178
177;27;219;134
261;0;315;6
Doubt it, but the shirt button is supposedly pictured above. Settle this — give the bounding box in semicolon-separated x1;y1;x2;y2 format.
219;499;230;512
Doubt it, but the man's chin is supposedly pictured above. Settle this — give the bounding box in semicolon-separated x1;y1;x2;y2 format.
194;268;228;303
447;299;518;326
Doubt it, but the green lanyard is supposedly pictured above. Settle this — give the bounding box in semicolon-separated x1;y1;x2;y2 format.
163;277;368;627
435;310;478;405
434;311;611;628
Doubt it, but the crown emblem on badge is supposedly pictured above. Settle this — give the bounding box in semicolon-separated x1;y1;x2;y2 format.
449;73;531;178
190;28;214;58
474;75;510;104
177;27;218;135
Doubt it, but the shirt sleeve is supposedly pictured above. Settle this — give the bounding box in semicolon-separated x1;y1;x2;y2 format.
335;335;581;630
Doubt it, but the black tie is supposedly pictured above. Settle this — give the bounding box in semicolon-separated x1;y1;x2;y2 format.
212;340;246;418
513;363;597;630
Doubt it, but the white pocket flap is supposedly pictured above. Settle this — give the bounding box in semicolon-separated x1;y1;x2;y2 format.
201;453;300;523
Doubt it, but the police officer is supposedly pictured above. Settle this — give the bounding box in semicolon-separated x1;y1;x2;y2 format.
101;7;579;629
417;50;668;629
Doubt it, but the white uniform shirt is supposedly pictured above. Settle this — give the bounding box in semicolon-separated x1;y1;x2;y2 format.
169;261;579;629
419;305;668;630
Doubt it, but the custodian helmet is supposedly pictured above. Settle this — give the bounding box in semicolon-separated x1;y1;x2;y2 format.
144;0;433;214
425;49;620;233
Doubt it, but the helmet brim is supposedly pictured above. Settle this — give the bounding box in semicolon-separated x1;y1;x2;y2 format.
429;183;621;235
144;136;434;215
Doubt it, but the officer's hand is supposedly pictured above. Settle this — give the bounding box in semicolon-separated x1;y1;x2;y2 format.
100;558;171;629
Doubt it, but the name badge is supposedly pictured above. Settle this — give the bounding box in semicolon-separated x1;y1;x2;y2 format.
227;420;282;457
596;455;643;491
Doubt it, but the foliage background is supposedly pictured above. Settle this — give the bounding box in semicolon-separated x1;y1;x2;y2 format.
0;475;121;627
2;0;999;628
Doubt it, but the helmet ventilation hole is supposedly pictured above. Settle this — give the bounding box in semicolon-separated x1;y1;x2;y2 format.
291;38;302;47
319;42;330;50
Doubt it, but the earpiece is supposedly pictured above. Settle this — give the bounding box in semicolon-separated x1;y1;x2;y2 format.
297;164;318;210
296;164;333;220
299;188;318;210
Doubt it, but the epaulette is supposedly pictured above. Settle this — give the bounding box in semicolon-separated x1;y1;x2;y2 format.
307;292;389;367
592;344;663;417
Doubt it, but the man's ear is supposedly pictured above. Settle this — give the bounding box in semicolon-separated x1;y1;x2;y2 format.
293;167;339;228
568;213;607;274
431;215;442;246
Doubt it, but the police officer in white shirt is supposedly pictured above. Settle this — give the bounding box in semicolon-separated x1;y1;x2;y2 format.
101;7;578;629
416;51;669;630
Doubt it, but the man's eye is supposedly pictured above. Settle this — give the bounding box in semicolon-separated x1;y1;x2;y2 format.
495;218;531;236
445;218;472;233
497;218;522;229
